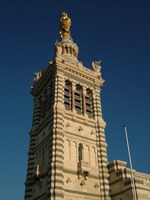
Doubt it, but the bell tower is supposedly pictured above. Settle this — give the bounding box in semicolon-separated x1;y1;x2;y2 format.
24;12;111;200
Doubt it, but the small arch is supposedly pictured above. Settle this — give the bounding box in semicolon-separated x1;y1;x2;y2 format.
65;79;72;87
78;143;83;161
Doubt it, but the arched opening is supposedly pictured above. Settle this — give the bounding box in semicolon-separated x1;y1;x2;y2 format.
75;84;82;115
78;143;83;161
64;80;72;111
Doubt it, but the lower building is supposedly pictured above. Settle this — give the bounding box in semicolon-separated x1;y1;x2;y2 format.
108;160;150;200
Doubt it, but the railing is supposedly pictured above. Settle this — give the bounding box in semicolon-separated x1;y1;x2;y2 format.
134;171;150;188
134;171;150;180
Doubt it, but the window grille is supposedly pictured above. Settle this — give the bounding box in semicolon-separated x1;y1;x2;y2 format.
64;80;71;111
75;84;82;114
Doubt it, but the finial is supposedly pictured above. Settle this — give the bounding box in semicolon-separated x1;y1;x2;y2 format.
59;11;71;38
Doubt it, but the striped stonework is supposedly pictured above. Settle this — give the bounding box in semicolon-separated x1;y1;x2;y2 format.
25;33;111;200
108;161;150;200
32;97;42;127
49;73;65;199
25;14;150;200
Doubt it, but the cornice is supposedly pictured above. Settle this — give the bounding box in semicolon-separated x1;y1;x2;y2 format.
30;56;105;96
55;56;105;86
30;62;55;96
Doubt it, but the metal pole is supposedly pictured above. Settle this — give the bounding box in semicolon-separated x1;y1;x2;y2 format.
123;125;137;200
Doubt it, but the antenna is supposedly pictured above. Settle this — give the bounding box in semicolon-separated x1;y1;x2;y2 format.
123;125;137;200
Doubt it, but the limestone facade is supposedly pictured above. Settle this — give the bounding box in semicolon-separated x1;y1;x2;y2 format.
24;35;110;200
24;16;149;200
108;160;150;200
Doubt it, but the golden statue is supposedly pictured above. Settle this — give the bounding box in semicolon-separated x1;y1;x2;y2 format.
59;12;71;38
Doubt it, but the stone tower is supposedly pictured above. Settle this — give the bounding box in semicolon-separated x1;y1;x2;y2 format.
24;12;111;200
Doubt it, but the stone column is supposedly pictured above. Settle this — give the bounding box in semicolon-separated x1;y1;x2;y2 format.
62;46;65;54
67;46;69;54
74;50;78;59
71;82;76;112
71;47;73;55
82;86;86;116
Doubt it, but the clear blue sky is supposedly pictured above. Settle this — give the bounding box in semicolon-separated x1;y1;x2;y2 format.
0;1;150;199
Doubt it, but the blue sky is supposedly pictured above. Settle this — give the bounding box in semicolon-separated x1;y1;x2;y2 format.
0;1;150;199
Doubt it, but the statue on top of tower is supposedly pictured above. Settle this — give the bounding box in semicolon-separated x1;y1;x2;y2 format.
59;11;71;38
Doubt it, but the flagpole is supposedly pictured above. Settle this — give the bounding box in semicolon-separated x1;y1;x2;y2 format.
123;125;137;200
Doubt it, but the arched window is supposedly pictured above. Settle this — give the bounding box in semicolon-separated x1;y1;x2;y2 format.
75;84;82;115
78;143;83;161
64;80;71;111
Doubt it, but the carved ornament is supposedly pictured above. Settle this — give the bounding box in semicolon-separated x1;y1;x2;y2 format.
92;60;102;73
59;12;71;38
34;72;42;81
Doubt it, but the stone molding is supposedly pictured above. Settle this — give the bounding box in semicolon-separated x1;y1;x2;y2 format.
30;55;104;97
134;171;150;181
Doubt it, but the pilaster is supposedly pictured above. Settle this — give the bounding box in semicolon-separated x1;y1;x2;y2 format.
49;73;65;199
